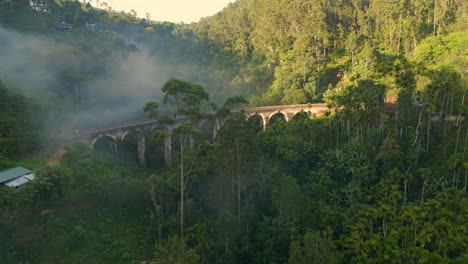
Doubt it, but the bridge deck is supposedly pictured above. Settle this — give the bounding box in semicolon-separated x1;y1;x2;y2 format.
236;103;328;112
63;103;395;139
63;119;158;140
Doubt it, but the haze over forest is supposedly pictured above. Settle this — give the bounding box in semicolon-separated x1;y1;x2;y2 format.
0;1;467;263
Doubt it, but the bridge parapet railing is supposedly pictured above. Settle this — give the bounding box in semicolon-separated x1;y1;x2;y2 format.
61;103;397;140
233;103;328;112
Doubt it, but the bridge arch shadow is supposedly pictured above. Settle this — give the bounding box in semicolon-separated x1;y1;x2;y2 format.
198;119;215;142
121;129;143;143
292;111;311;121
145;126;171;169
269;112;288;126
120;129;145;164
247;114;265;133
91;134;118;153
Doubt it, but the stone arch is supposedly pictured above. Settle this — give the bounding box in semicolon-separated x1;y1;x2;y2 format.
170;121;187;152
121;131;129;142
268;112;288;128
119;129;147;167
161;125;173;133
144;125;171;169
149;124;173;135
268;111;288;122
121;128;143;142
171;124;183;153
292;111;311;120
247;113;267;131
198;119;215;142
198;119;209;129
90;134;117;149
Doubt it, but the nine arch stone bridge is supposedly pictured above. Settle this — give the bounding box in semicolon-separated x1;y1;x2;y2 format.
236;103;329;131
65;103;393;168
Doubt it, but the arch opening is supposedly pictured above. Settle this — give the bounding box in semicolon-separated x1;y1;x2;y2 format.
92;134;118;154
146;127;168;169
199;119;215;142
247;114;264;133
170;122;186;153
269;112;287;127
171;134;182;153
292;111;311;121
120;130;144;164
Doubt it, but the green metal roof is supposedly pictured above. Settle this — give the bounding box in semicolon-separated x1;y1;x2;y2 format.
0;167;32;183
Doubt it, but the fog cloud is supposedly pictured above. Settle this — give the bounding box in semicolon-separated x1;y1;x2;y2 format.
0;26;171;131
0;24;249;133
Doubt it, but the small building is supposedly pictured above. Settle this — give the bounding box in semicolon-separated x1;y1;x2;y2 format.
29;0;49;13
0;167;35;188
85;22;96;32
56;21;72;32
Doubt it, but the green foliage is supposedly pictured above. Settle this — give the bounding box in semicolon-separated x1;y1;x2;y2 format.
289;230;342;264
0;80;42;156
0;147;153;263
162;78;210;117
223;95;248;109
0;1;467;264
194;0;467;104
0;157;44;171
414;32;468;64
272;174;309;223
152;235;199;264
145;101;160;119
68;225;87;249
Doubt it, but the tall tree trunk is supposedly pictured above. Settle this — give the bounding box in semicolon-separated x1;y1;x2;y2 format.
443;122;447;156
236;133;241;224
397;13;403;55
404;222;408;249
413;109;425;146
420;181;426;208
452;160;459;187
455;119;461;153
454;92;464;152
413;220;419;248
427;115;431;150
336;126;339;148
393;184;397;216
433;0;437;36
150;183;163;242
404;182;407;205
450;92;455;115
180;137;184;237
463;167;467;193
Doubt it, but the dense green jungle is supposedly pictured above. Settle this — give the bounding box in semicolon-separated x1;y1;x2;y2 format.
0;0;467;263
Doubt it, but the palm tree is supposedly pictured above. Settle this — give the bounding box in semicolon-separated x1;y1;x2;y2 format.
402;172;413;206
425;103;436;150
448;154;464;188
419;168;431;208
152;236;199;264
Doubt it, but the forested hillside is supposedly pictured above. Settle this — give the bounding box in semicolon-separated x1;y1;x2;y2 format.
0;0;255;150
192;0;467;104
0;0;467;264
